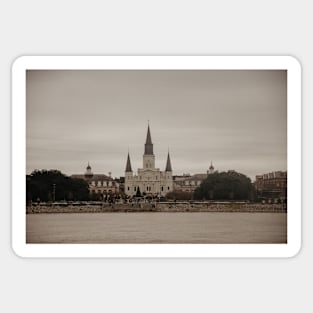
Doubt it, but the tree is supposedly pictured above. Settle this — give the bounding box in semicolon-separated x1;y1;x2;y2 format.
166;190;193;200
193;171;254;201
26;169;90;203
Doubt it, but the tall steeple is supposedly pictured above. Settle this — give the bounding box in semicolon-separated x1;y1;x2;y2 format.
165;151;172;172
144;123;154;155
125;152;132;172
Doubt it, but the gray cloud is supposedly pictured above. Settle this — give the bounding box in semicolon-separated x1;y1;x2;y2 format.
26;70;287;180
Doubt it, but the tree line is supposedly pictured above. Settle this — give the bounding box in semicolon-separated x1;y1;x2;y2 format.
26;170;89;203
193;171;255;201
26;169;255;203
168;171;255;201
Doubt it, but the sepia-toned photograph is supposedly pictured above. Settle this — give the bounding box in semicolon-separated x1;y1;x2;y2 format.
25;67;288;245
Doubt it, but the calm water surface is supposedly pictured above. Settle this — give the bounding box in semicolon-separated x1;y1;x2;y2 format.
26;212;287;244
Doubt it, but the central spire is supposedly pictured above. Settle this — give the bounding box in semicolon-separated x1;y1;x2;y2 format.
144;123;154;155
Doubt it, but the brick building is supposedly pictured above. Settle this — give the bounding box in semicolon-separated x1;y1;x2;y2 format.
254;171;287;203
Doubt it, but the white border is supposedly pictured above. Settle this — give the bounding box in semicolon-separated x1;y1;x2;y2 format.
12;56;301;258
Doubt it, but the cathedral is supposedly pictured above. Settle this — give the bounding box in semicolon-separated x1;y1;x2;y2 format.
125;124;173;197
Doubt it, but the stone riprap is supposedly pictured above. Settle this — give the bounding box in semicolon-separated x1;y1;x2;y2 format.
26;202;287;214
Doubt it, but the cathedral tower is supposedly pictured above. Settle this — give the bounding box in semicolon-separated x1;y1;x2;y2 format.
124;123;173;197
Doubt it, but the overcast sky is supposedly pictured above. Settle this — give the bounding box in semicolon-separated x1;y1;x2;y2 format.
26;70;287;180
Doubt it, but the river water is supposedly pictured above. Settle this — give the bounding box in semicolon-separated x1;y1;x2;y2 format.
26;212;287;244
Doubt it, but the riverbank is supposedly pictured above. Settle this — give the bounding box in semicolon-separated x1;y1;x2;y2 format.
26;202;287;214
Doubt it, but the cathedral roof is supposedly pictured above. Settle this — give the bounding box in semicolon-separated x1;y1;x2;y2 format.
125;152;132;172
165;152;172;172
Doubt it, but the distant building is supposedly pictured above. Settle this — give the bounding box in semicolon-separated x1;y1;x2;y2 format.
71;163;120;197
254;171;287;202
207;161;215;175
173;162;216;193
125;124;173;197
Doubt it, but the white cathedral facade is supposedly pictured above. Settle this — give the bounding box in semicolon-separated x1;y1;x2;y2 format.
125;124;173;197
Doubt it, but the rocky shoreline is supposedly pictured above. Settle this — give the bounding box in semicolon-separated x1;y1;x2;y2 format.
26;202;287;214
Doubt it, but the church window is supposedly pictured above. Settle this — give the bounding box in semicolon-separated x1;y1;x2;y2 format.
168;186;170;190
161;186;163;191
127;187;130;191
134;187;136;191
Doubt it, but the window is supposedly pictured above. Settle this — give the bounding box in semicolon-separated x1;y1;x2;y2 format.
161;186;163;191
168;186;170;190
147;186;149;191
134;186;136;191
127;187;130;191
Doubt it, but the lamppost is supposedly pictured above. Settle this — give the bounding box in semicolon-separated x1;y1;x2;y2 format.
53;184;56;202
